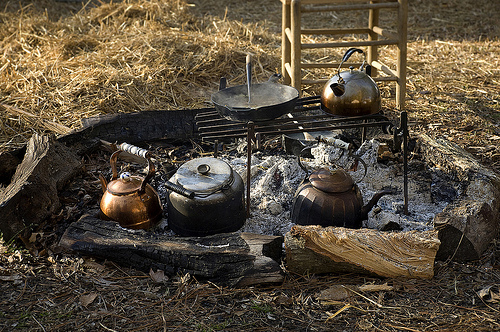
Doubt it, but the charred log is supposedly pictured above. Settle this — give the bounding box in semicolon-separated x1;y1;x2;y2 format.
59;213;284;287
417;134;500;261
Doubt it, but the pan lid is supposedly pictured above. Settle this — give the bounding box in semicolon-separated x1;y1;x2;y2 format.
309;168;354;193
174;157;234;193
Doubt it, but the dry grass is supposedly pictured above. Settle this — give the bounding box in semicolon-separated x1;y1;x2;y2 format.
0;0;498;169
1;0;500;331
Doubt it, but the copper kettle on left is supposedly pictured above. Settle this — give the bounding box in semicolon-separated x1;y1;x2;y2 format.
99;145;163;230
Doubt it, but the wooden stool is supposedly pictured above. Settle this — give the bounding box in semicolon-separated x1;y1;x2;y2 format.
281;0;408;110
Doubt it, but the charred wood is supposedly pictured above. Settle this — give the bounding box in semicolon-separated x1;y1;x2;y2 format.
417;134;500;261
59;213;284;287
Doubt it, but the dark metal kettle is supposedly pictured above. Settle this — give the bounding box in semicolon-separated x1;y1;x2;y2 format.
291;149;392;228
321;48;381;117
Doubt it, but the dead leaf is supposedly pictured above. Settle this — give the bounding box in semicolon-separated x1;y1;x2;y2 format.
316;285;355;302
477;285;500;303
80;293;98;307
274;295;293;305
29;232;42;243
149;269;168;283
84;260;105;273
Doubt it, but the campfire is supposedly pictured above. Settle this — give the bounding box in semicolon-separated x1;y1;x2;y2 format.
2;96;498;286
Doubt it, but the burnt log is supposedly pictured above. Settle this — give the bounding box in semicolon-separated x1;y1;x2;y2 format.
0;134;82;242
58;109;202;152
59;213;284;287
417;134;500;261
285;225;440;279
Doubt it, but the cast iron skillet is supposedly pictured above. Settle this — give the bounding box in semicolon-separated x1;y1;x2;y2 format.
211;56;299;122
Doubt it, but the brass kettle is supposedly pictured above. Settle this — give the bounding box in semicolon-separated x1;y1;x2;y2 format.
321;48;381;117
99;150;163;230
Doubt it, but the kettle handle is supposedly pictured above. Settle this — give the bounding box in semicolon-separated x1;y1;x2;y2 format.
337;48;365;77
112;142;195;198
109;150;155;193
297;146;313;178
296;141;368;183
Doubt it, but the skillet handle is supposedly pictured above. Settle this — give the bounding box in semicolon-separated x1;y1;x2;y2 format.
219;77;227;90
246;54;252;103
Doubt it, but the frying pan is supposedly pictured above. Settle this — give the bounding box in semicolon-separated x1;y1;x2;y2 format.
211;56;299;122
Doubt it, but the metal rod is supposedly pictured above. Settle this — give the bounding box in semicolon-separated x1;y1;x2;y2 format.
246;122;255;218
200;120;393;141
402;111;409;215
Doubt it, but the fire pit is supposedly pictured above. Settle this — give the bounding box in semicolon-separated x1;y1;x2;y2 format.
1;103;499;286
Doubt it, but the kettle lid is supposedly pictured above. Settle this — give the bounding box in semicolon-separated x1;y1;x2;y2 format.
174;157;234;193
309;168;354;193
107;172;144;195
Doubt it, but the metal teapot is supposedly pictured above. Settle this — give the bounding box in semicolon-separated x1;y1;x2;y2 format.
166;157;246;237
321;48;381;117
291;153;392;229
99;150;164;230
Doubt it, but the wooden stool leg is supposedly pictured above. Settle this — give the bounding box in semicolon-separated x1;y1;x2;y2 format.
282;1;291;85
368;1;379;77
396;0;408;110
290;0;301;93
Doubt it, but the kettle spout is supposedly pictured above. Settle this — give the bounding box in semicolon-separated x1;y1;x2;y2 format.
98;173;108;194
360;189;394;220
330;82;345;97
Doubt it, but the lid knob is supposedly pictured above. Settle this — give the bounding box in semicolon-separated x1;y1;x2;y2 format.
120;172;132;181
197;164;210;175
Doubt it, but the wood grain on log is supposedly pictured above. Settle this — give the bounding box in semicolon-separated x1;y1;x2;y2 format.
59;213;284;286
0;134;82;242
285;225;440;279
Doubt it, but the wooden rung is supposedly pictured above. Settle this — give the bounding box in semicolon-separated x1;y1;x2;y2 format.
300;62;363;68
301;28;371;35
301;76;398;85
285;27;293;42
372;26;398;40
299;0;396;4
284;62;293;76
302;78;328;85
374;76;398;82
301;2;399;13
301;39;399;49
371;60;397;77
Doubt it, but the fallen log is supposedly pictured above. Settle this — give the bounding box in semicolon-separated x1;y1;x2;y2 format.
285;225;440;279
59;213;284;287
0;134;82;242
417;134;500;261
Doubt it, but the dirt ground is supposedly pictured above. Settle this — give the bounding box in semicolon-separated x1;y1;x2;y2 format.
1;0;500;331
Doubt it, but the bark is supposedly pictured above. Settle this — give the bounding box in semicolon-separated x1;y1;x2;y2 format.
0;134;82;242
59;213;284;287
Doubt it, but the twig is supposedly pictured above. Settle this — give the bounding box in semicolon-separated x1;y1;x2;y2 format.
325;303;366;322
385;324;422;332
343;285;401;310
32;315;47;332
